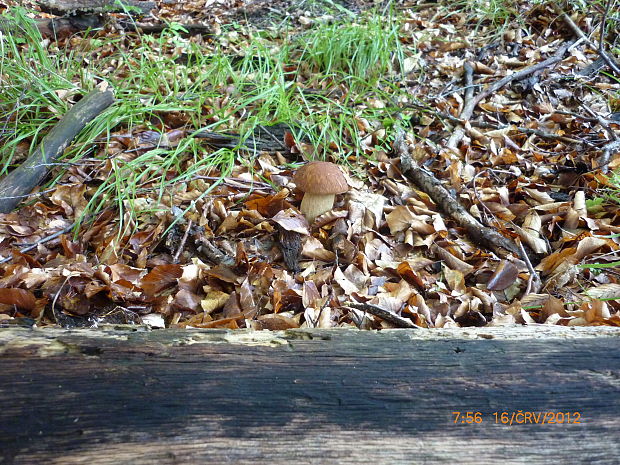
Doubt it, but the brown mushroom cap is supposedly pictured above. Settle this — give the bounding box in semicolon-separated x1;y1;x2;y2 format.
293;161;348;194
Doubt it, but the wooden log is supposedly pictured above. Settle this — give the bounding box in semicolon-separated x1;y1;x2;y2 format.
36;0;156;15
0;89;114;213
0;16;104;39
1;326;619;464
34;15;104;39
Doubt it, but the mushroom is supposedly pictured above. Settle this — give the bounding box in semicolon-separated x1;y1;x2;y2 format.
293;161;348;223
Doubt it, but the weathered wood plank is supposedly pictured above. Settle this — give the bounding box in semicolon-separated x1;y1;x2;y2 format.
1;326;619;464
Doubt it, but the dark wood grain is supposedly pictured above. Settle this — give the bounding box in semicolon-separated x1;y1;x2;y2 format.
1;327;619;464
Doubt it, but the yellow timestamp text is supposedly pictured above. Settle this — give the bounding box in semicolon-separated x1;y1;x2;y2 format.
452;411;582;425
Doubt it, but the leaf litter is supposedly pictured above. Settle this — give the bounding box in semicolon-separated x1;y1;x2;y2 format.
1;0;620;330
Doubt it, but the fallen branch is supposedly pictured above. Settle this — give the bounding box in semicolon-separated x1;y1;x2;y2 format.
193;124;292;153
197;239;235;267
437;110;587;145
394;129;522;259
553;3;620;76
0;88;114;213
345;302;417;329
446;42;574;150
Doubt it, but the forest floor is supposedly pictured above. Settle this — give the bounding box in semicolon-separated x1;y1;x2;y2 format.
1;0;619;330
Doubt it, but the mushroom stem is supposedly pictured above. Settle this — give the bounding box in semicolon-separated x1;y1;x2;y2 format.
300;193;336;223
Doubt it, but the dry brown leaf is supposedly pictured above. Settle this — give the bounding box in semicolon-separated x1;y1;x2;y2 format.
0;288;37;311
272;208;310;235
250;314;299;330
239;277;256;314
516;210;548;254
108;263;145;285
523;188;555;205
541;296;567;321
574;236;607;261
349;191;385;229
221;292;242;318
205;265;242;284
301;236;336;261
386;206;434;235
584;284;620;300
520;293;551;308
50;184;88;217
583;300;611;323
431;244;474;275
396;261;425;289
173;289;201;312
302;281;321;308
245;189;291;218
200;288;229;314
487;260;519;291
140;264;183;296
542;261;578;292
334;267;360;295
482;202;516;221
536;248;577;274
443;266;465;293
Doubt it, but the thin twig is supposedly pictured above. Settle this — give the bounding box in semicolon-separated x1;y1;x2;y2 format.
193;175;274;190
554;109;618;125
578;99;618;142
470;41;574;110
309;292;333;328
47;275;71;325
0;221;80;265
471;169;505;223
0;185;66;201
518;240;542;295
173;219;193;264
